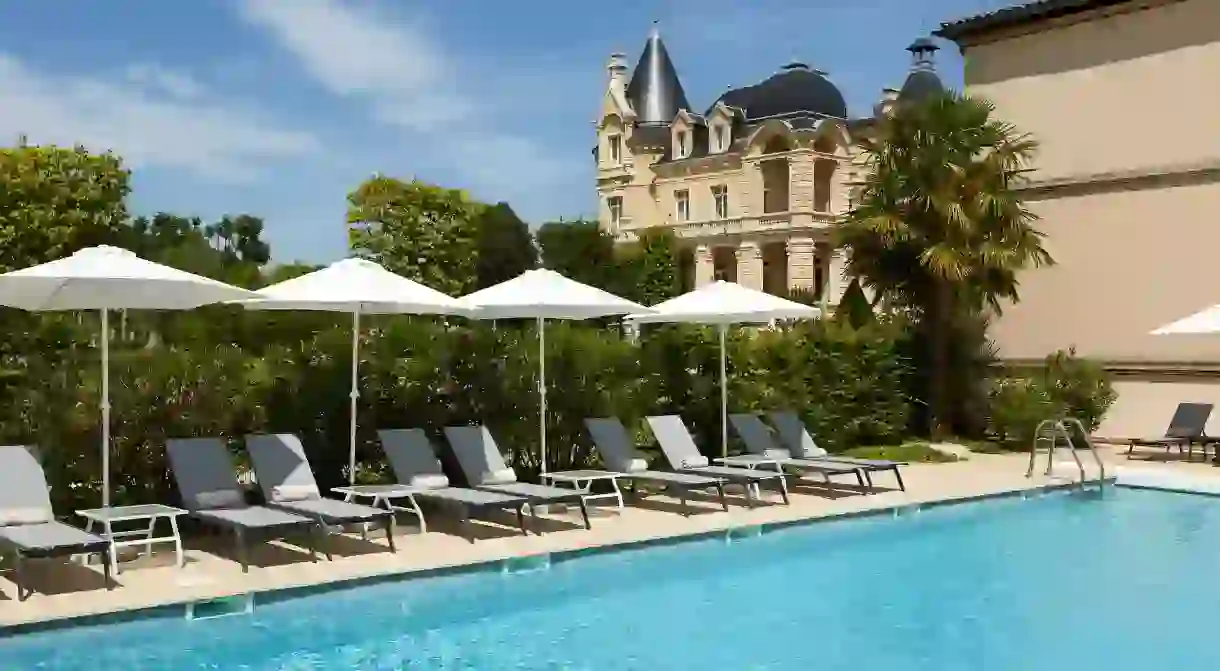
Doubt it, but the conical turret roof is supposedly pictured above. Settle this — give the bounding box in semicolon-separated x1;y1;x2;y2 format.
625;24;690;127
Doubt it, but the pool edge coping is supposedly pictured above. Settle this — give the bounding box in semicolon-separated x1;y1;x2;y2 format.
0;478;1104;637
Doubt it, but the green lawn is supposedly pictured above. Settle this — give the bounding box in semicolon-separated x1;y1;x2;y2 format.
843;441;960;463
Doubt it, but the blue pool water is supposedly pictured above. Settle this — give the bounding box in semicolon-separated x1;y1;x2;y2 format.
4;487;1220;670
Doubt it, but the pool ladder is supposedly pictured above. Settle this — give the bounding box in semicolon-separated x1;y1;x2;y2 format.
1027;417;1106;488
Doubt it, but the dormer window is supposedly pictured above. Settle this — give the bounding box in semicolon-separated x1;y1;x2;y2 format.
674;130;689;159
712;124;730;153
607;134;622;164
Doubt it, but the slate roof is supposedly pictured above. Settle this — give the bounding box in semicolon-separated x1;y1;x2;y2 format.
936;0;1136;42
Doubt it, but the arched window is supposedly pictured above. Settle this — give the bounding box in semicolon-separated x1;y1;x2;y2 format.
760;136;790;214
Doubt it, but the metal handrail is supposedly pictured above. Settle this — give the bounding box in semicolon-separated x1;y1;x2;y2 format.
1026;417;1105;487
1062;417;1106;484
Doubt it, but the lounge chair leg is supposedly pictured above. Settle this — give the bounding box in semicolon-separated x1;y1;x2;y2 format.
234;528;249;573
316;523;333;561
716;483;728;512
777;476;790;505
514;506;527;538
856;470;869;492
14;552;26;602
577;498;591;530
893;467;906;491
384;516;396;553
101;548;113;590
529;503;542;534
304;524;318;563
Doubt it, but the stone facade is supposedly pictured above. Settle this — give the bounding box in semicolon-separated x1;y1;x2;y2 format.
594;28;941;303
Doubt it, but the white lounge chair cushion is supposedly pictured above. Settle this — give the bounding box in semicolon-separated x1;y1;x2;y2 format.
680;456;710;469
410;474;449;489
271;484;319;502
0;507;53;526
625;457;649;473
484;468;517;485
195;489;246;510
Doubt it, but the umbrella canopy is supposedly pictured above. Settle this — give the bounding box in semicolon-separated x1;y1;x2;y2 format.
458;268;647;320
0;245;260;310
459;269;649;474
237;257;466;315
236;257;464;485
626;280;820;324
1151;305;1220;335
0;245;262;509
626;281;821;457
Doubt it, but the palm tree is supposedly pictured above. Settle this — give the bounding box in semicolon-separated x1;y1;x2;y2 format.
837;93;1053;438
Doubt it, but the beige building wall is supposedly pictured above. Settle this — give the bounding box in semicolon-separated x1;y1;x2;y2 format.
950;0;1220;437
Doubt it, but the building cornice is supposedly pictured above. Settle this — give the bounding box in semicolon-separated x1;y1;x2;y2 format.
1013;157;1220;199
997;358;1220;379
937;0;1181;50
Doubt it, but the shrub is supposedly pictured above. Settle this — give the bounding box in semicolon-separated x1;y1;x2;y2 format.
1;314;916;510
1040;348;1117;433
986;377;1055;449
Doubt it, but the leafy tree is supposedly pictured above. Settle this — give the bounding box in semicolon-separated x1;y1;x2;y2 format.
474;202;536;289
536;218;618;290
0;143;130;272
617;227;681;305
347;176;480;296
837;93;1053;437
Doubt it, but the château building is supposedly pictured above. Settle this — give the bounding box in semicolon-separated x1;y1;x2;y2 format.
594;26;944;300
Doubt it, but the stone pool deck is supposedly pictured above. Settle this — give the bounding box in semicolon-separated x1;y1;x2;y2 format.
2;448;1216;630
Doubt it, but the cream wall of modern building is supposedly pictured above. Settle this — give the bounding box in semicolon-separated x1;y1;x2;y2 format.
945;0;1220;437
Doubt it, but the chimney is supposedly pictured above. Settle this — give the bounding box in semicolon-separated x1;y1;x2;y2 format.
906;37;940;72
874;88;900;117
607;52;628;84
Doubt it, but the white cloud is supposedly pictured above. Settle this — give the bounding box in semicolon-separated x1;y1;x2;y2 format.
123;63;206;100
235;0;577;203
0;54;318;182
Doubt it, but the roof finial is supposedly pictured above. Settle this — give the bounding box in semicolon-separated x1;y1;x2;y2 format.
649;20;660;39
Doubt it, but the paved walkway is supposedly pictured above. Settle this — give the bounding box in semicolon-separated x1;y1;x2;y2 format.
1;449;1215;629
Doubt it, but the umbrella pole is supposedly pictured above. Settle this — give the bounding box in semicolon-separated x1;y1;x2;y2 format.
349;309;361;486
538;316;547;475
719;323;728;459
100;309;111;509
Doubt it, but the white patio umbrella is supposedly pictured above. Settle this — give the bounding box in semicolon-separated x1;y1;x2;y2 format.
626;281;821;457
1151;304;1220;335
458;268;650;474
0;245;262;507
234;257;465;485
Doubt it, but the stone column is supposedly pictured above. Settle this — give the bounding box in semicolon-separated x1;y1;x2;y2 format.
827;247;849;304
785;237;816;292
736;241;763;290
693;244;715;287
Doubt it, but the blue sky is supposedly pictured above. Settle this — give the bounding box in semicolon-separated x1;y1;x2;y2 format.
0;0;1016;264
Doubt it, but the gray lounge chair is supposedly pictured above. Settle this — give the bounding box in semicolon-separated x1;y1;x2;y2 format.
442;425;592;530
1121;402;1214;460
768;412;907;491
584;418;728;514
645;415;790;507
166;437;320;572
728;414;870;492
0;445;112;601
244;434;396;553
377;428;531;540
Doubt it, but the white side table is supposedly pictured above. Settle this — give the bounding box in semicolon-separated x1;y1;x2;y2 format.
332;484;426;532
76;504;187;575
541;470;625;509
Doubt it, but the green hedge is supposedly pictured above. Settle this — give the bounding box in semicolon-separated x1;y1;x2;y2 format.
0;315;914;511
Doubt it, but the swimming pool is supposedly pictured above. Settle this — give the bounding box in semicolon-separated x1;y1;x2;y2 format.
4;487;1218;669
